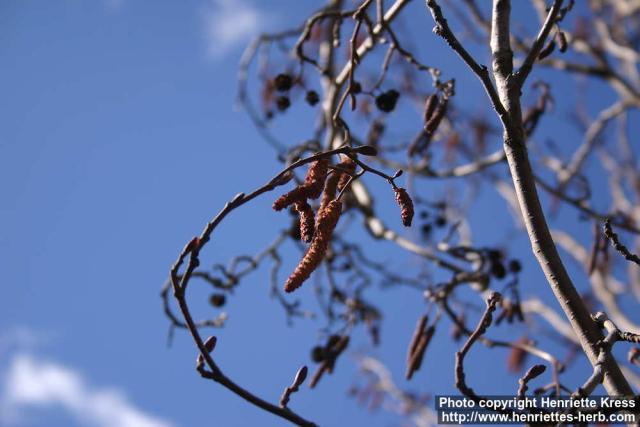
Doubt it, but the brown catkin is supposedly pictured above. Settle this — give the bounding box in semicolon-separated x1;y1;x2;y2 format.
325;335;349;373
556;31;567;52
273;185;311;211
336;158;357;192
409;98;448;156
317;157;354;222
304;158;329;199
508;337;529;373
272;159;329;211
424;99;447;134
309;336;350;389
394;187;414;227
406;326;435;380
294;201;315;243
423;94;439;124
285;200;342;292
413;326;435;372
407;314;428;364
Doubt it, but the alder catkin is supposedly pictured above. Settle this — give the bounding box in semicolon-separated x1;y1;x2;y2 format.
272;159;329;211
406;326;435;380
317;157;355;223
285;200;342;292
294;201;315;243
304;158;330;199
409;97;448;156
273;186;311;211
508;337;529;373
423;94;439;124
413;326;435;372
336;157;357;192
407;314;428;364
556;31;567;52
424;99;447;134
394;187;414;227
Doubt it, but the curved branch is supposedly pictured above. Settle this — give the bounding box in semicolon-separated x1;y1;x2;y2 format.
486;0;632;396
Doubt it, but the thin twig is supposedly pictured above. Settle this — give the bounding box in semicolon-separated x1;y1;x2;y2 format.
455;292;501;402
515;0;564;86
603;218;640;266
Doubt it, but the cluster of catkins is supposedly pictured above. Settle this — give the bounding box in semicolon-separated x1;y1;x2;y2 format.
272;155;415;293
273;156;356;293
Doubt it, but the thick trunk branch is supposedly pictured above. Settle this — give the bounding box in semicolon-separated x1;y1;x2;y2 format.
489;0;633;397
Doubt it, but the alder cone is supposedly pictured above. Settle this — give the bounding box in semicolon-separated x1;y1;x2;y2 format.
285;200;342;293
305;90;319;106
274;73;293;92
375;89;400;112
276;96;291;111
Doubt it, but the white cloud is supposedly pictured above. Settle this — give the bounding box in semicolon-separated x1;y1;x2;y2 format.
202;0;269;58
0;353;174;427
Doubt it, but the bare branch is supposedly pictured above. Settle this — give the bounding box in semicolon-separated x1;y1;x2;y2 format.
425;0;510;127
486;0;633;397
517;364;546;398
455;292;501;401
604;218;640;267
515;0;564;86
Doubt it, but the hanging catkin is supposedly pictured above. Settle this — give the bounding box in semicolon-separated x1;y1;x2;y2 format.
284;200;342;292
273;159;329;211
317;157;355;223
294;200;315;243
336;157;356;192
394;187;414;227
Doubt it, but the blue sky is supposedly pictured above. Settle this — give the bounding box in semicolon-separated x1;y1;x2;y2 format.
1;1;638;427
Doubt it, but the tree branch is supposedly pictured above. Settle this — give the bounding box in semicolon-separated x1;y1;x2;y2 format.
515;0;564;86
485;0;633;397
425;0;510;128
